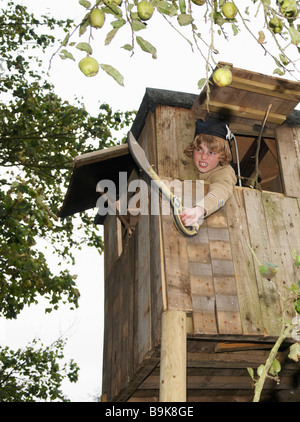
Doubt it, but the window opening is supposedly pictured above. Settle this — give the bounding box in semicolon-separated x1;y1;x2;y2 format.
231;134;283;194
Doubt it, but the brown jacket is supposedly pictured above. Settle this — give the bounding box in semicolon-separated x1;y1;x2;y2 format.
196;164;237;217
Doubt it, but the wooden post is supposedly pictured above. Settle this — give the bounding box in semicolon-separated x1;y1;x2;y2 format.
159;309;187;402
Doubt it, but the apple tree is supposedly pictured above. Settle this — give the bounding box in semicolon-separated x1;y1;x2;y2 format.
55;0;300;87
0;338;79;402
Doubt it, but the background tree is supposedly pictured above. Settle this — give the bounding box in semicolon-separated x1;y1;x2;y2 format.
0;2;134;320
0;338;79;402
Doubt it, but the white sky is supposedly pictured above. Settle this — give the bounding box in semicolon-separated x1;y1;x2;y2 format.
1;0;300;402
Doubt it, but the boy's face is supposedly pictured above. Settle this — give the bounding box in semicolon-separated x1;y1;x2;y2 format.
193;142;220;173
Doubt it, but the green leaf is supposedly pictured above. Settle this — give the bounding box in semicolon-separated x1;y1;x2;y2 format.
121;43;133;51
197;78;207;90
111;18;126;28
288;342;300;362
132;19;146;31
79;0;91;7
102;4;122;16
179;0;186;14
257;364;264;377
79;15;90;36
273;67;285;76
231;23;239;36
59;49;75;61
61;33;70;47
136;36;157;58
177;13;194;26
105;28;119;45
100;64;124;86
247;367;254;380
76;42;93;54
258;263;277;279
279;54;289;66
156;1;173;15
291;249;300;266
289;27;300;46
269;358;281;376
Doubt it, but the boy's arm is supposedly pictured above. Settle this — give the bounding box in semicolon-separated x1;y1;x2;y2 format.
197;166;237;217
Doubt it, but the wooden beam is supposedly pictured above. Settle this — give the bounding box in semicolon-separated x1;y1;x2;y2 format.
74;143;129;169
204;101;286;124
231;76;300;102
159;309;187;402
215;342;273;353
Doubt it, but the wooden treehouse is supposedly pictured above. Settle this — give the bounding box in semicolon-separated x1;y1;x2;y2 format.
60;64;300;402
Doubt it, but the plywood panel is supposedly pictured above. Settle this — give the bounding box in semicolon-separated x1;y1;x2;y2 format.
262;193;300;324
135;213;151;368
207;204;242;335
276;125;300;198
161;211;193;311
243;189;282;335
226;188;264;335
187;221;218;335
155;105;199;181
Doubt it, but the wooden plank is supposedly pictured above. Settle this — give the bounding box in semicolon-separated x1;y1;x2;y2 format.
215;342;273;353
276;125;300;198
149;211;164;348
155;105;198;180
230;75;300;102
159;310;187;402
135;213;152;368
243;189;282;336
226;188;265;335
282;196;300;282
206;205;243;335
74;143;129;168
161;212;193;311
187;220;218;335
206;100;286;124
262;192;296;321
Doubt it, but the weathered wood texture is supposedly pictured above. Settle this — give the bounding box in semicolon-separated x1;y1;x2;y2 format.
276;125;300;198
102;105;300;402
160;186;300;338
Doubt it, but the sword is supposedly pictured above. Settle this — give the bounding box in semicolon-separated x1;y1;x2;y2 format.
127;131;199;237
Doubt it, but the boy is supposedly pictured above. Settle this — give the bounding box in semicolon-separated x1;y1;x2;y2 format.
180;118;237;227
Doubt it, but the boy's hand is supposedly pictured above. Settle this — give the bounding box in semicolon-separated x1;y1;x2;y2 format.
180;205;205;227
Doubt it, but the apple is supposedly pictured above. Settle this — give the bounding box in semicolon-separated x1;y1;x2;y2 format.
280;0;298;18
191;0;206;5
212;67;232;87
137;1;154;21
89;8;105;28
78;56;99;77
269;17;283;33
222;2;238;19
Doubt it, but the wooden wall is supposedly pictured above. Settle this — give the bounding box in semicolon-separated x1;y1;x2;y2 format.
161;187;300;337
101;105;300;401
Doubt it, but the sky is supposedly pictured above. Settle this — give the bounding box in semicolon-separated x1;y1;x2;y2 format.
1;0;300;402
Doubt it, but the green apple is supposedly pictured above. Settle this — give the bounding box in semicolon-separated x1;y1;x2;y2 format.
212;67;232;87
191;0;206;5
222;2;238;19
269;17;283;33
280;0;298;18
78;57;99;77
137;1;154;21
89;8;105;28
